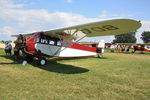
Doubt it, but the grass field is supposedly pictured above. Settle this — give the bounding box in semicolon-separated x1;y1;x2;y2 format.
0;48;150;100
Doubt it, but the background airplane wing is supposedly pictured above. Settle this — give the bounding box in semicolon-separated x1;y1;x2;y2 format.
12;19;141;39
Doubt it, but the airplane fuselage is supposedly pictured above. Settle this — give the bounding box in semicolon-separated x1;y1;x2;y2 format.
25;33;97;58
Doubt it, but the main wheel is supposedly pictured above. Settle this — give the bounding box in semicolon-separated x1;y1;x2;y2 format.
37;57;47;65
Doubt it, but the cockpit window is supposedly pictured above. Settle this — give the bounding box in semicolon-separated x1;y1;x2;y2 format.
49;40;55;45
63;42;71;47
41;39;48;44
34;37;40;42
57;41;62;46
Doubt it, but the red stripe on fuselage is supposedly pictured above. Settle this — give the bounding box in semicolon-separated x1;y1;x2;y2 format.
66;41;97;53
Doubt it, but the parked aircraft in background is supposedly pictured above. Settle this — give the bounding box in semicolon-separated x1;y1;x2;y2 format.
133;44;150;53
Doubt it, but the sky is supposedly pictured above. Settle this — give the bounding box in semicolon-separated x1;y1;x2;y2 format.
0;0;150;43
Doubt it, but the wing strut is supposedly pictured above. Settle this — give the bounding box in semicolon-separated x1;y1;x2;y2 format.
52;30;87;56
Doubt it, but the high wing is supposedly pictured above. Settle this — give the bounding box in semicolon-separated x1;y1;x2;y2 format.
12;19;141;39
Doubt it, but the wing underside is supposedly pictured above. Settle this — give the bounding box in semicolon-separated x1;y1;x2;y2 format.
12;19;141;40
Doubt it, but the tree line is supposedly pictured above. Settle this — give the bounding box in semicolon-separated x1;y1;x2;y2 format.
112;31;150;44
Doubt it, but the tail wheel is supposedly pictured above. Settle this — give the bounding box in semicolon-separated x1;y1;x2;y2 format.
37;57;47;65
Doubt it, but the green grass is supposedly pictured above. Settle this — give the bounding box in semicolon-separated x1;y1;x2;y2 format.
0;48;150;100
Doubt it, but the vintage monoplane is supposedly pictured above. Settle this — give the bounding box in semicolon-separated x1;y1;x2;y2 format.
12;19;141;65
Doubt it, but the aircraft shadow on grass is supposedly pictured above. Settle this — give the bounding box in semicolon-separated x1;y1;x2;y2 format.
0;55;89;74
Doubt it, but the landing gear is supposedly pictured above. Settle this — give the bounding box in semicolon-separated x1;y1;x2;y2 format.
24;53;47;65
37;57;47;65
23;49;47;66
24;54;34;63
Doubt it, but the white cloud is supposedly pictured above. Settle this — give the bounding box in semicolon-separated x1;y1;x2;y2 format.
65;0;73;3
0;26;17;40
136;21;150;43
0;26;16;35
99;10;135;19
0;5;102;40
0;0;25;9
0;2;103;36
99;10;108;18
140;21;150;31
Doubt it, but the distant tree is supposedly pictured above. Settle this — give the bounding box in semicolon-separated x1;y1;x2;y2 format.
9;40;12;43
112;32;137;44
1;40;4;43
141;31;150;43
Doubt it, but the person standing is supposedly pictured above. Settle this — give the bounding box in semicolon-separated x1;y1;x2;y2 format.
8;43;12;55
4;43;9;55
97;40;105;58
14;45;19;60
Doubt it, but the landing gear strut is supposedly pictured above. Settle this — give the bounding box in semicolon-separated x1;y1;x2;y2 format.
24;53;47;65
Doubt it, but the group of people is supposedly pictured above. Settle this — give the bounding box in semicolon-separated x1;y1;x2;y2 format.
4;43;12;55
4;34;26;60
110;44;131;53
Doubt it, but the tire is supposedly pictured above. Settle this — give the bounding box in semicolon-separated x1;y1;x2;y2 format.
37;57;47;65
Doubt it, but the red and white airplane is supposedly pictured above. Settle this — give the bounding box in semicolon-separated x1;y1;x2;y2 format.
13;19;141;65
133;44;150;53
